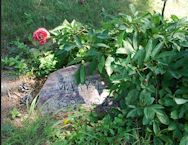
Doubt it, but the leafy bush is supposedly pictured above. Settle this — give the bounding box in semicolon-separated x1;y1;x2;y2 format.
2;5;188;144
49;5;188;144
2;56;28;74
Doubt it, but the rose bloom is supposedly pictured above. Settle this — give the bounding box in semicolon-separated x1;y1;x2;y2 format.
33;28;50;45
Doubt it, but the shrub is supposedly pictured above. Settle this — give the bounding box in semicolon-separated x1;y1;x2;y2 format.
50;5;188;144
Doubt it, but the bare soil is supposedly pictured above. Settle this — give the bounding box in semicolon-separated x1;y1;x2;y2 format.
1;70;46;127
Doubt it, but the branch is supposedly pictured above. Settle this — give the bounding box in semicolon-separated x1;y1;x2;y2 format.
162;0;168;18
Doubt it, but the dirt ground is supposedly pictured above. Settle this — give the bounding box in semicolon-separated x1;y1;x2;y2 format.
1;70;46;127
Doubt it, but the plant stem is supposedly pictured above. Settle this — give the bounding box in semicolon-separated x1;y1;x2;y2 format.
162;0;168;18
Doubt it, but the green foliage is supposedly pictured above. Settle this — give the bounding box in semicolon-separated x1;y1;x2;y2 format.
49;5;188;144
2;0;150;48
2;4;188;145
2;116;61;145
2;56;28;74
2;39;58;77
9;108;21;120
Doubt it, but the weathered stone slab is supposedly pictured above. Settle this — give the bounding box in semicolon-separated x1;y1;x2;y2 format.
38;64;109;113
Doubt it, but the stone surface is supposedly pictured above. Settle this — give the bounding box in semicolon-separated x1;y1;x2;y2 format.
38;65;109;113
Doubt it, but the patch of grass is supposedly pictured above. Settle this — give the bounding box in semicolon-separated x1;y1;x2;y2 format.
2;0;150;48
1;116;60;145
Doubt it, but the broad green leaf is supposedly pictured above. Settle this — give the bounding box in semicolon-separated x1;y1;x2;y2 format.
127;108;140;118
74;36;82;48
88;59;97;75
144;39;153;62
151;104;164;109
144;107;155;120
180;135;188;145
154;137;163;145
117;31;125;46
129;4;137;16
125;89;139;105
98;55;105;73
80;65;86;84
105;56;114;76
159;97;176;107
116;40;134;54
133;31;138;50
170;110;178;119
156;110;169;125
143;116;150;125
153;121;160;135
168;122;177;131
139;90;154;105
95;43;110;48
159;135;173;144
174;98;188;105
63;44;77;51
132;46;146;65
151;41;164;58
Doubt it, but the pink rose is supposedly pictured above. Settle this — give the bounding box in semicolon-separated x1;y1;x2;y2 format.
33;28;50;45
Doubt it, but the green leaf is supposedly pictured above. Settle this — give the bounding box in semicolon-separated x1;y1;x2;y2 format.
127;108;141;118
63;44;77;51
95;43;110;48
144;39;153;62
151;104;164;110
133;31;138;50
132;46;146;65
151;41;164;58
74;36;82;48
116;40;134;54
170;110;179;119
153;121;160;135
105;56;114;76
156;110;169;125
117;31;125;46
174;98;188;105
144;107;155;120
168;122;177;131
129;4;137;15
180;135;188;145
159;135;173;144
88;59;97;75
80;65;86;84
125;89;139;105
139;90;154;105
98;56;105;73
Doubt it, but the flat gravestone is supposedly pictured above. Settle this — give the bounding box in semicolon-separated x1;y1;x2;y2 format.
38;65;109;113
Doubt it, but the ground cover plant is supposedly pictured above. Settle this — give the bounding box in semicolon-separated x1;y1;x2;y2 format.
2;3;188;144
